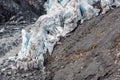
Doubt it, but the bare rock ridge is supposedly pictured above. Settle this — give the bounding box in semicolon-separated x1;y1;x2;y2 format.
0;7;120;80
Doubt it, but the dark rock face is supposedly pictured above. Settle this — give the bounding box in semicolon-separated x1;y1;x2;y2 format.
0;0;46;24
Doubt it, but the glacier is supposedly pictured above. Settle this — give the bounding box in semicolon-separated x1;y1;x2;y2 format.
14;0;120;70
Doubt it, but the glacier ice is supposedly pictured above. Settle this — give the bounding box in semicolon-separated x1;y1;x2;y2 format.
15;0;120;70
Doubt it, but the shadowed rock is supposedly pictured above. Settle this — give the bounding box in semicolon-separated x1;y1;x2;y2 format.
0;0;46;24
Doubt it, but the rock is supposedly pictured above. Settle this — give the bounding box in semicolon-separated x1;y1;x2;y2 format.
3;60;9;66
117;52;120;58
7;71;12;76
8;56;16;61
21;74;26;78
13;70;17;74
33;60;39;69
0;0;46;23
11;76;16;80
1;68;6;72
11;65;17;70
25;73;29;77
23;62;28;71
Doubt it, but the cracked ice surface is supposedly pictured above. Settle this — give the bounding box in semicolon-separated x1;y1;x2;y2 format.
15;0;120;70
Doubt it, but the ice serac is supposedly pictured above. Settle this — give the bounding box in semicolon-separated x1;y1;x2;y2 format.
15;0;120;70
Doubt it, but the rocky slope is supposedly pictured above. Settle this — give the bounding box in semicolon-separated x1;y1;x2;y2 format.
0;7;120;80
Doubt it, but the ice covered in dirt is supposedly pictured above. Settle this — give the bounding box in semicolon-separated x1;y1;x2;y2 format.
15;0;120;70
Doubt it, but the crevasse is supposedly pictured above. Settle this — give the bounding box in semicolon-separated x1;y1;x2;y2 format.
15;0;120;70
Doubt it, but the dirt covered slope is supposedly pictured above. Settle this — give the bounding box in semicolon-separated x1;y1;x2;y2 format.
0;8;120;80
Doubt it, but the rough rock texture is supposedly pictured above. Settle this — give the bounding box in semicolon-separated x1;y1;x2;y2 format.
0;7;120;80
0;0;46;24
